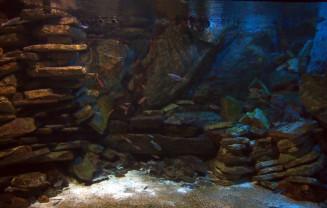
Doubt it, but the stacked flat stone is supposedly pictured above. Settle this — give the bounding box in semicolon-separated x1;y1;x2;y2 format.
0;2;107;202
210;137;254;181
253;120;325;190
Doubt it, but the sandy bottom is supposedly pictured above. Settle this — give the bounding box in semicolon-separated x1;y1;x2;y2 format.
30;170;319;208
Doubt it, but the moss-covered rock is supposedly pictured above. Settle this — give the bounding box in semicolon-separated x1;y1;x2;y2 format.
239;108;270;129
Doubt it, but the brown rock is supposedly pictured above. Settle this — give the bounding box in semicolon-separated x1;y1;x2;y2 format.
0;114;16;122
11;197;29;208
27;66;87;78
12;97;74;107
105;134;216;156
38;195;49;203
285;154;325;176
0;86;16;97
284;176;320;185
276;135;309;152
35;151;74;163
23;44;87;52
24;89;54;100
0;24;26;35
0;118;36;138
4;50;40;61
20;9;71;21
52;140;88;151
255;160;279;170
51;17;82;27
221;137;250;145
0;62;21;78
0;33;28;48
74;105;94;124
284;145;321;169
0;96;15;113
0;74;17;87
34;25;86;41
47;36;73;44
211;160;254;175
0;145;32;160
131;115;164;129
11;172;46;188
0;57;16;65
0;148;50;167
217;152;252;166
252;172;286;181
268;120;318;140
258;165;284;175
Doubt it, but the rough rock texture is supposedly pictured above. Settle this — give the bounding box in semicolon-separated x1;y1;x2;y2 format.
239;108;270;129
105;134;216;156
300;75;327;128
164;111;222;128
23;44;87;52
221;96;243;121
0;118;36;138
307;20;327;74
72;152;99;181
11;172;46;188
140;24;233;108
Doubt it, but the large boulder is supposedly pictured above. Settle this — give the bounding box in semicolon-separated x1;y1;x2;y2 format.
307;20;327;74
71;152;99;181
300;75;327;129
139;24;232;108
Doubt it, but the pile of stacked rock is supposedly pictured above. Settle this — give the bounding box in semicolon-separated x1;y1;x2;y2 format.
0;1;112;207
253;120;326;201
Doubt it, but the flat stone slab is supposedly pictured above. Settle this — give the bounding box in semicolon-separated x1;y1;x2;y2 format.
0;86;16;97
221;137;250;145
252;172;286;181
23;44;87;52
34;25;86;41
164;111;223;128
4;50;40;61
284;145;321;169
105;134;216;156
0;61;21;78
0;114;16;122
285;154;325;176
268;120;318;140
0;118;36;138
0;74;17;87
20;9;71;21
284;176;320;185
130;115;164;129
23;89;67;100
27;66;87;77
0;147;50;167
0;96;15;113
0;145;32;160
11;172;46;188
35;151;74;163
258;165;284;175
0;57;16;65
211;160;254;175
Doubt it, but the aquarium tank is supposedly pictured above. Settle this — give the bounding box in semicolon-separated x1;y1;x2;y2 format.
0;0;327;207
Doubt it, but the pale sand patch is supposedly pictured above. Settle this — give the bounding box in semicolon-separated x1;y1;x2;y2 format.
30;170;320;208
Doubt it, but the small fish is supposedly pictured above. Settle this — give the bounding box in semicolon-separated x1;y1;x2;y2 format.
150;140;162;151
249;57;262;64
168;73;186;82
81;24;89;29
107;109;114;117
148;134;154;138
149;39;154;47
138;96;148;104
249;88;266;102
124;102;131;106
209;104;222;110
133;145;142;150
138;83;147;90
116;56;123;60
1;17;20;27
115;40;120;44
121;136;133;144
151;154;160;159
53;178;64;188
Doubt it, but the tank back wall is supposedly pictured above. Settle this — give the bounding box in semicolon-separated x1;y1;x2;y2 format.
0;0;327;207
